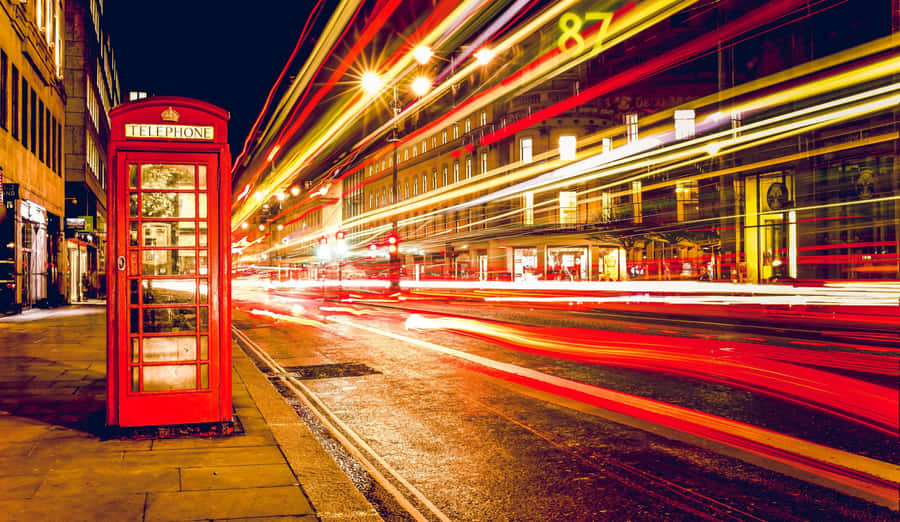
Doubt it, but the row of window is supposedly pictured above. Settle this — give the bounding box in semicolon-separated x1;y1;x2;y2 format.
364;132;586;211
0;50;63;176
368;111;491;178
518;135;578;164
360;107;709;215
368;150;493;210
364;104;705;187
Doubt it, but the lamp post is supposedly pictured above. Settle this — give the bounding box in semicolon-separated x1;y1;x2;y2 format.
361;44;495;292
388;87;401;292
317;236;328;300
335;230;346;301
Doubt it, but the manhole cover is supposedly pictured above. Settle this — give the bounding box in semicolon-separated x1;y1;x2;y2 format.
283;362;380;380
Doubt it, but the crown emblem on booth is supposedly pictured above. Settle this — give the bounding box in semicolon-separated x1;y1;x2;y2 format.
161;107;180;122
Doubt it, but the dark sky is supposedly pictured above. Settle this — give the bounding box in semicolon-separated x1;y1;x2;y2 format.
104;2;312;157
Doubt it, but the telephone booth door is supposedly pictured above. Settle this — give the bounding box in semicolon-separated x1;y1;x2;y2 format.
107;97;231;428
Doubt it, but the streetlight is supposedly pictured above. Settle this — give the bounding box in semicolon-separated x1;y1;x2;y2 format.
361;71;384;97
474;47;494;66
317;236;329;300
386;85;401;292
411;76;431;97
412;45;433;65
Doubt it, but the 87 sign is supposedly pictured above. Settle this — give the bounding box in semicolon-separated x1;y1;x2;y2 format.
558;10;613;59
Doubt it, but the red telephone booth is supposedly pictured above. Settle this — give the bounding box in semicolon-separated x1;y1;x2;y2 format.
106;97;232;428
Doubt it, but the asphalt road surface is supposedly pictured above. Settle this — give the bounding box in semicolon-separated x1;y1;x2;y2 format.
232;290;898;521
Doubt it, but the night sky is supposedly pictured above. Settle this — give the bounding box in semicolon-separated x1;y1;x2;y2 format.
104;2;312;157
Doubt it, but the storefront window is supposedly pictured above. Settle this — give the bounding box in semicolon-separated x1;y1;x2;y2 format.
547;246;588;281
513;248;539;282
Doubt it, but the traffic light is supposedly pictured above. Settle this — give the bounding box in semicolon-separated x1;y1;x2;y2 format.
387;234;399;254
336;230;345;241
319;236;328;246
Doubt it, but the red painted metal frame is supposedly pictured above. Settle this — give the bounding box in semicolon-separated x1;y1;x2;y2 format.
107;97;231;428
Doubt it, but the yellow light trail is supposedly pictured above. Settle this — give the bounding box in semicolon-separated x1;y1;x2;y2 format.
233;0;497;227
241;0;697;233
356;0;696;160
337;78;900;235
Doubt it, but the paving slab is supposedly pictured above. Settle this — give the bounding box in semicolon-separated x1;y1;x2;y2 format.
180;462;298;490
145;486;313;521
0;491;146;522
33;464;181;496
0;475;43;500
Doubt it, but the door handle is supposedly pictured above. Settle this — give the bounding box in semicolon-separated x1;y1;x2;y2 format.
117;256;126;272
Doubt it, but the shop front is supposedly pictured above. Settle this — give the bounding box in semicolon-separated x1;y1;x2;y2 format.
19;200;49;307
546;245;589;281
513;247;539;282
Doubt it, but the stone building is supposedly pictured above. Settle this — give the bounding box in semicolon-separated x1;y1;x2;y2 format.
63;0;120;301
0;0;66;312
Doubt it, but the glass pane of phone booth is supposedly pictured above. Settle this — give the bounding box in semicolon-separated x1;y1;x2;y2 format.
127;163;210;392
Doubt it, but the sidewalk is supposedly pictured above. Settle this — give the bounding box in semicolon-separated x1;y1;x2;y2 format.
0;304;380;521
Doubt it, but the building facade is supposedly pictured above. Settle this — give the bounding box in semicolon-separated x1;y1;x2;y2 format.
63;0;119;301
0;0;66;313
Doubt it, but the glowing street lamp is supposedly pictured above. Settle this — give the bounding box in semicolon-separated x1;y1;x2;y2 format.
289;185;301;197
412;45;433;65
474;47;494;66
361;71;383;96
411;76;431;97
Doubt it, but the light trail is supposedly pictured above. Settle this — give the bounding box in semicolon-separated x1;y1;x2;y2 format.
236;5;900;256
480;0;811;147
234;0;502;228
336;74;900;240
403;313;898;435
246;306;898;510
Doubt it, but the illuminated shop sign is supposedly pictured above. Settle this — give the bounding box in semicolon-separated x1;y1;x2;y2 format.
125;123;214;141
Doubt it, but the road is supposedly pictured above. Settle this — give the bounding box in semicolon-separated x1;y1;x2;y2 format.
232;284;899;521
